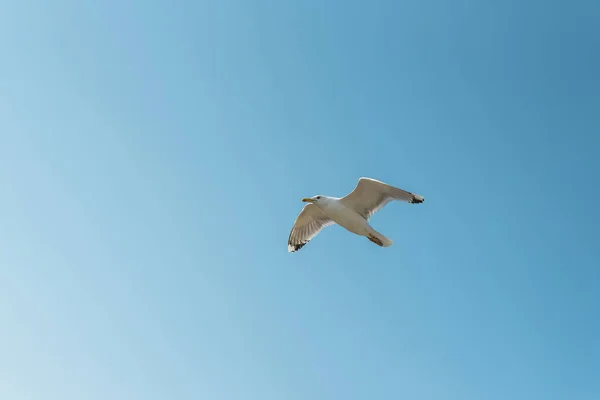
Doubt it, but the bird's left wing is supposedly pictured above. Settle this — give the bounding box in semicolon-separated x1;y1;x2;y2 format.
340;177;424;220
288;204;335;252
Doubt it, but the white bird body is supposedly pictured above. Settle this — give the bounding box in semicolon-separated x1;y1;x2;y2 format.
288;177;424;252
316;197;371;235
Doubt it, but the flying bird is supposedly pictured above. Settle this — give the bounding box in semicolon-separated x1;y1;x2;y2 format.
288;177;424;252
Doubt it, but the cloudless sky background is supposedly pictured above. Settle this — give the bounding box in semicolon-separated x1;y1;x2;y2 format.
1;1;599;399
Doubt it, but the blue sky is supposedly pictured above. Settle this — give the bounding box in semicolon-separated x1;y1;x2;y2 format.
1;0;599;399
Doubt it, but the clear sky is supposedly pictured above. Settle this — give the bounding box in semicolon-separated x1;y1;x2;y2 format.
1;1;599;399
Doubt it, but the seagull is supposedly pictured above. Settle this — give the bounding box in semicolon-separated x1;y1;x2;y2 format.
288;177;424;252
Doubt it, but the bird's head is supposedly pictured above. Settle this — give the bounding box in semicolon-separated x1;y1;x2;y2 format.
301;195;327;205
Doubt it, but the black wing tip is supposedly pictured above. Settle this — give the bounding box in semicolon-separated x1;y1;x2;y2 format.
409;195;425;204
288;241;308;253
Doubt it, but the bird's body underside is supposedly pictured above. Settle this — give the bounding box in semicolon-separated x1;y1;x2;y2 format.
317;199;393;247
320;200;369;235
287;177;424;252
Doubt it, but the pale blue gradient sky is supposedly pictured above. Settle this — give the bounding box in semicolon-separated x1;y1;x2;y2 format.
1;1;599;399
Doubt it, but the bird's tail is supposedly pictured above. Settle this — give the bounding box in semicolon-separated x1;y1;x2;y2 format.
367;231;393;247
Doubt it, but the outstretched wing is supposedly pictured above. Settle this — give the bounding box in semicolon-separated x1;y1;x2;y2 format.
340;177;424;220
288;204;335;252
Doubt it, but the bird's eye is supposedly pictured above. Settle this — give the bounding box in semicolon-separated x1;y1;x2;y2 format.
316;196;321;199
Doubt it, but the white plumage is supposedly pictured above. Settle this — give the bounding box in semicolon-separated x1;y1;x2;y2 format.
288;177;424;252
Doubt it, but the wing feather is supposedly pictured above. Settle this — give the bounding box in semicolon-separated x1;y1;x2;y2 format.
287;204;335;252
340;177;424;220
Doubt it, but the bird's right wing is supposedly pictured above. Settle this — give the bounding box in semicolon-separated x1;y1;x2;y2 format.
288;204;335;252
340;177;424;220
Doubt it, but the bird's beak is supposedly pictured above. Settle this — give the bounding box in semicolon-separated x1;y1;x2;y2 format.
301;197;314;203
